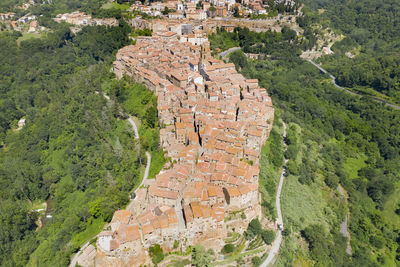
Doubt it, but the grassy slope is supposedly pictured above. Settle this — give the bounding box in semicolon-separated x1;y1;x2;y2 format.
17;32;43;45
342;155;367;180
383;181;400;229
102;2;130;10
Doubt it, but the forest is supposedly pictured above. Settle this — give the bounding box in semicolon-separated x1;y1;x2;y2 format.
210;25;400;266
0;1;161;266
300;0;400;104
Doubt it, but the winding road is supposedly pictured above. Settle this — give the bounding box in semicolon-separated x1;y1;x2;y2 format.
69;92;151;267
69;241;91;267
127;117;139;140
217;49;400;110
307;60;400;110
218;46;241;59
261;122;288;267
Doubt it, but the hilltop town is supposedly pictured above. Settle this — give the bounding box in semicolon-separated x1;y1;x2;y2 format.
1;0;399;266
93;28;274;265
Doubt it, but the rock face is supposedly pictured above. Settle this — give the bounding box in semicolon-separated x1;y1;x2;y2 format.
96;34;274;266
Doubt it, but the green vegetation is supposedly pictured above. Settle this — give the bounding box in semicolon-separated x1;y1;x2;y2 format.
130;28;152;38
192;245;214;267
252;256;262;266
69;217;104;249
301;0;400;104
209;26;316;57
258;116;284;220
224;232;240;243
16;32;43;45
0;2;162;265
211;22;400;266
113;80;166;179
221;243;235;254
173;240;179;249
261;230;275;245
149;243;165;264
246;234;264;251
102;2;130;11
245;218;262;240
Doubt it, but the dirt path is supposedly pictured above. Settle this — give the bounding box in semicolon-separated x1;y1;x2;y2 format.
70;92;150;267
337;185;352;255
260;122;288;267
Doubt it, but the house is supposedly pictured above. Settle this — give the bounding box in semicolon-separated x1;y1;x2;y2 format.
215;6;227;17
98;231;118;252
28;20;39;33
95;34;274;263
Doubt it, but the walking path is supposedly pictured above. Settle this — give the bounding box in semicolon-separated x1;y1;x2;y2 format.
127;117;139;140
307;60;400;110
70;92;151;267
260;122;288;267
337;185;352;255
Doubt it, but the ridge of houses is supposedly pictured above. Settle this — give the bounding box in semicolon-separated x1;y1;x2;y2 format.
129;0;296;19
95;33;274;266
53;11;118;27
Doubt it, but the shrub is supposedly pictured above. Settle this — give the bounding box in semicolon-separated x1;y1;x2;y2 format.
149;244;164;264
246;219;262;240
324;174;339;189
252;256;261;266
222;244;235;254
261;230;275;245
370;235;385;249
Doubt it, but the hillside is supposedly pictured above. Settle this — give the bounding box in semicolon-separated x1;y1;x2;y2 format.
302;0;400;105
210;20;400;267
0;3;162;265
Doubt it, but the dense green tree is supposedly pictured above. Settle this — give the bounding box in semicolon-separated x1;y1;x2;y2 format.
246;218;262;240
149;244;164;264
210;19;400;265
261;230;275;245
192;245;214;267
221;243;235;254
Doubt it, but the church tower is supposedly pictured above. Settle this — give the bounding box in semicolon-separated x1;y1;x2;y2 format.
198;42;211;73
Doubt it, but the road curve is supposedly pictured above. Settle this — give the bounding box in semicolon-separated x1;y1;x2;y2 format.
307;60;400;110
127;117;139;140
69;241;90;267
261;122;288;267
218;46;241;59
70;92;148;267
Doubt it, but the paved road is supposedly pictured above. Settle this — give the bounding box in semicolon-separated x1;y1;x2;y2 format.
307;60;400;110
261;122;288;267
218;46;241;59
69;241;90;267
127;117;139;140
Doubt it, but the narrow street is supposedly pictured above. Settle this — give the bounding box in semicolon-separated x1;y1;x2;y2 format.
260;122;287;267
